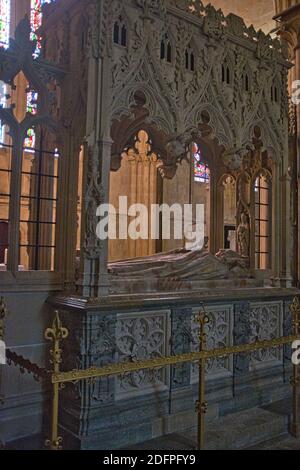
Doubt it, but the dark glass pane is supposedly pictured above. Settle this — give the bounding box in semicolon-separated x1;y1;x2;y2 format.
167;43;172;63
113;22;119;44
185;50;189;69
160;41;165;60
121;25;127;47
191;53;195;72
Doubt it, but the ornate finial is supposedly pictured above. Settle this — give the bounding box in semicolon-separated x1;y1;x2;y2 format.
290;297;300;331
45;311;68;343
0;297;8;342
45;311;68;369
195;308;210;347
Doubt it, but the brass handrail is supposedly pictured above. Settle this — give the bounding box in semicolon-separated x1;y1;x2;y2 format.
51;334;298;384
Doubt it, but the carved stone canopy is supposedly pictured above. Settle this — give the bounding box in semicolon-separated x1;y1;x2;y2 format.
101;0;291;179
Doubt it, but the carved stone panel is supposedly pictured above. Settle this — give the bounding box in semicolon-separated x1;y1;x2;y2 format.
61;312;117;406
191;305;233;382
249;301;283;369
115;310;171;399
233;301;251;375
88;314;117;404
171;308;193;388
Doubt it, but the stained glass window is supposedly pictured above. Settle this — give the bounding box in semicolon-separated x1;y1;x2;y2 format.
193;143;210;183
26;1;54;149
0;80;7;143
30;0;53;59
24;89;38;150
0;0;10;143
24;128;36;151
255;175;271;270
26;90;38;115
0;0;10;49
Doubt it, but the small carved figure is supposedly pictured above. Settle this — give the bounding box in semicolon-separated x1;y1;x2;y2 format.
237;212;250;258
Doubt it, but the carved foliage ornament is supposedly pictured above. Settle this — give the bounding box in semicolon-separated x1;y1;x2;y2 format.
83;145;106;259
116;312;169;395
249;303;282;365
191;307;232;377
104;0;289;177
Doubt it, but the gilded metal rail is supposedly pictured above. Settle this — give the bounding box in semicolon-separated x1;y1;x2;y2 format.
6;349;49;381
51;335;298;384
1;296;300;451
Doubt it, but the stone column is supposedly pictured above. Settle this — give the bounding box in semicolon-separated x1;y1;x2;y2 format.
149;155;158;255
128;154;137;259
77;8;113;297
56;131;84;289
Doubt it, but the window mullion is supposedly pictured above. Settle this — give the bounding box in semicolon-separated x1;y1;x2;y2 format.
7;136;22;272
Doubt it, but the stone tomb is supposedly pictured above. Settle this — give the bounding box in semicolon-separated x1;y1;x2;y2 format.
48;250;298;449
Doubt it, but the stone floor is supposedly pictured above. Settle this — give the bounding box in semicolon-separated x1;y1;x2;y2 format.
249;436;300;450
6;399;300;450
126;399;300;451
127;430;300;451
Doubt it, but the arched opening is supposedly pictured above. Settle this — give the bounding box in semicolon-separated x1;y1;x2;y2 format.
20;124;60;271
222;175;236;250
113;17;127;47
160;34;172;63
0;121;12;271
254;173;272;270
192;142;211;249
0;221;8;265
109;129;162;262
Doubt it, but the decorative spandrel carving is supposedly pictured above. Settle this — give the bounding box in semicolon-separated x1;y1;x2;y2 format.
115;311;170;398
249;302;283;368
135;0;167;18
191;306;233;380
222;148;250;171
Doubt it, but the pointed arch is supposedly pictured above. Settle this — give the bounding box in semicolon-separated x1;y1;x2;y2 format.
112;8;130;48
